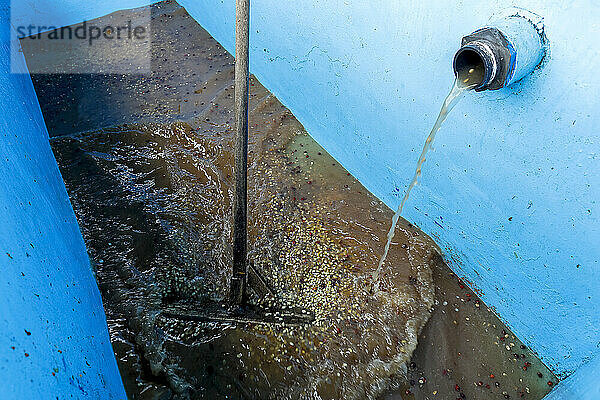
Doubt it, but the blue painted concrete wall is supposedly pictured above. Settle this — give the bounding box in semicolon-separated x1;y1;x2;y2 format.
544;353;600;400
178;0;600;378
0;8;126;400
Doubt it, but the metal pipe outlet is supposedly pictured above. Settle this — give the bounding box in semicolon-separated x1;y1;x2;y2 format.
453;9;546;91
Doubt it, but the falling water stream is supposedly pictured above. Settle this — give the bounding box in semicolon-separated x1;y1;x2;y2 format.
374;76;475;283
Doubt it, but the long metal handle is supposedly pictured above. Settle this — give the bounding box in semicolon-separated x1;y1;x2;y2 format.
230;0;250;306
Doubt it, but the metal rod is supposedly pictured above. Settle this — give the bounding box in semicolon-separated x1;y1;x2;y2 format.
230;0;250;306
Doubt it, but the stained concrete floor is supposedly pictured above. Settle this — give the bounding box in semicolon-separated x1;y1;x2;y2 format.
22;1;557;399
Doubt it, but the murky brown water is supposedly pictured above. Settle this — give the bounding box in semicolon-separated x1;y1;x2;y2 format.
24;1;557;399
51;116;435;399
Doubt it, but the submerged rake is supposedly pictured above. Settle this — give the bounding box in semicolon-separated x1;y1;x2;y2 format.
160;0;313;326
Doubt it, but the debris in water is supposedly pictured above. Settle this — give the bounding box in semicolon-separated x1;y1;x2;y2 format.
51;114;435;399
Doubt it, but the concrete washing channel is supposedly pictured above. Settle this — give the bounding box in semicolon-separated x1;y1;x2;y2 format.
1;1;599;399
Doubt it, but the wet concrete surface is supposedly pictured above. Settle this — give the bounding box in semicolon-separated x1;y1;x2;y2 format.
22;1;557;399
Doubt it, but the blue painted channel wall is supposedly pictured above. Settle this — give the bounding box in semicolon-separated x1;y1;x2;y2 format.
544;353;600;400
177;0;600;378
0;1;159;397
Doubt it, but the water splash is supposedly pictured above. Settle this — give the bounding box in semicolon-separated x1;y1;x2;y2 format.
373;78;473;284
